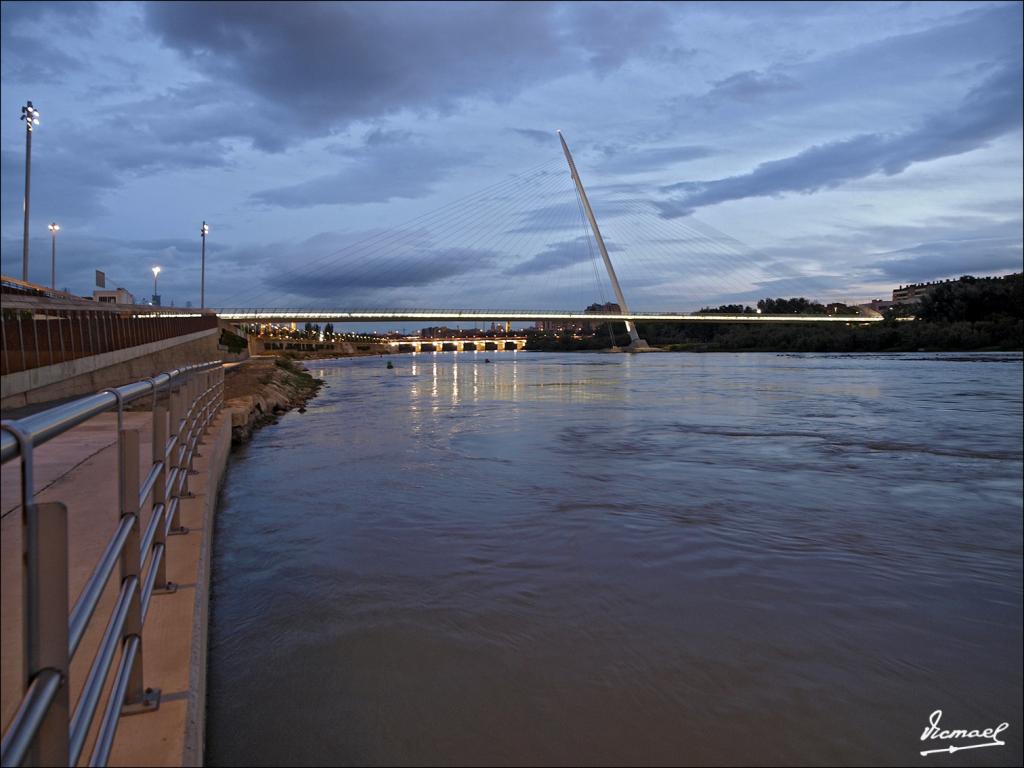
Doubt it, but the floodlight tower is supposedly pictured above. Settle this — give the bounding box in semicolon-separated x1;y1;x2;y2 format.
200;221;209;308
152;266;162;306
48;222;60;288
20;101;40;282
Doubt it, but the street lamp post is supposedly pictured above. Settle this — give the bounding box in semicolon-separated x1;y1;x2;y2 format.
48;222;60;289
200;221;209;308
20;101;40;282
152;266;161;306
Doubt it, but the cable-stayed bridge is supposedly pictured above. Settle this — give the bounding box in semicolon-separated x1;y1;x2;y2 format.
215;132;883;345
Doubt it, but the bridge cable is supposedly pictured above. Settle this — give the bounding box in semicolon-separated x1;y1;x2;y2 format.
218;156;565;309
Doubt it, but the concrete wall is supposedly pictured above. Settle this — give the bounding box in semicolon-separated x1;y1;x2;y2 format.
1;328;219;409
181;413;233;766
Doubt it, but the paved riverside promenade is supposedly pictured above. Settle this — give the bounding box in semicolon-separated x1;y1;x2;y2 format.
1;406;231;766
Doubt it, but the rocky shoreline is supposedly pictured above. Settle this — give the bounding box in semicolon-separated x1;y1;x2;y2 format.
223;356;323;445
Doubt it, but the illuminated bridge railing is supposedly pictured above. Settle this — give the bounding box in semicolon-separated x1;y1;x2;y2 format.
216;308;883;324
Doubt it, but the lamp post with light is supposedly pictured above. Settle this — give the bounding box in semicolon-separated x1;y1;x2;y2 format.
48;222;60;289
200;221;209;308
20;101;40;282
152;266;162;306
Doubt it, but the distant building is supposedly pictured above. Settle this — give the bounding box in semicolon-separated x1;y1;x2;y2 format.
892;278;957;304
420;326;460;339
582;301;621;332
534;302;622;334
92;287;135;305
535;319;579;332
860;299;897;313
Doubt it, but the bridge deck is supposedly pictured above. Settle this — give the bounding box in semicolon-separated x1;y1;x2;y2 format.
216;309;882;324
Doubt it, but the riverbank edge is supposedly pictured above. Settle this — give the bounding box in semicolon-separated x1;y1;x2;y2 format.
183;359;322;760
179;413;232;767
223;356;324;445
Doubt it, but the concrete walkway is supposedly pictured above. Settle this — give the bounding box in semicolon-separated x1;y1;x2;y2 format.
1;407;231;766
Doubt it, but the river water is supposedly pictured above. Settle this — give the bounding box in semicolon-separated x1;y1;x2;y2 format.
206;352;1023;767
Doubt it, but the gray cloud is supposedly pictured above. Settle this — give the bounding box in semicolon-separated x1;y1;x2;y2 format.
505;236;622;276
618;273;863;312
0;225;499;307
363;128;415;147
1;146;117;227
0;231;231;305
596;144;716;174
826;212;1024;251
506;198;636;234
744;211;1023;298
675;4;1023;128
273;246;499;298
2;32;81;83
700;70;801;105
657;61;1024;217
0;1;97;82
252;142;475;208
142;1;678;151
0;121;233;233
512;128;555;145
730;274;860;303
865;237;1023;283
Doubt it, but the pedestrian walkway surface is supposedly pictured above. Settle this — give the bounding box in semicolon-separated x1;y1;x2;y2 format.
1;408;231;766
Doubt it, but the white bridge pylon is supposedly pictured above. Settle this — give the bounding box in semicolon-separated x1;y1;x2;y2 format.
557;130;644;347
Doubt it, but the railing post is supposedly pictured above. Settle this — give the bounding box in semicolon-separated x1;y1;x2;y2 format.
193;373;208;455
202;369;213;431
201;370;212;434
179;382;190;485
24;501;70;767
209;368;218;422
186;377;199;474
32;312;39;371
44;312;52;367
119;428;160;714
167;385;190;531
168;386;181;513
151;402;175;592
18;311;29;372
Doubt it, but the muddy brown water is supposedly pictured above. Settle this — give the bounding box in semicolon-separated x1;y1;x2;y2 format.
207;352;1023;766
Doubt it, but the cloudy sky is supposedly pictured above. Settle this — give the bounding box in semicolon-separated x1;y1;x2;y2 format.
1;0;1021;312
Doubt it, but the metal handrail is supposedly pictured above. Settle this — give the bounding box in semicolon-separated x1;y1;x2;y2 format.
68;517;133;659
138;465;161;510
0;672;61;768
139;504;165;569
0;361;220;463
67;579;137;765
89;636;140;767
1;360;225;767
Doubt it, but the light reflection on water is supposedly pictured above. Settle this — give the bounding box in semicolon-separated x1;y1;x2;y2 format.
207;352;1023;767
